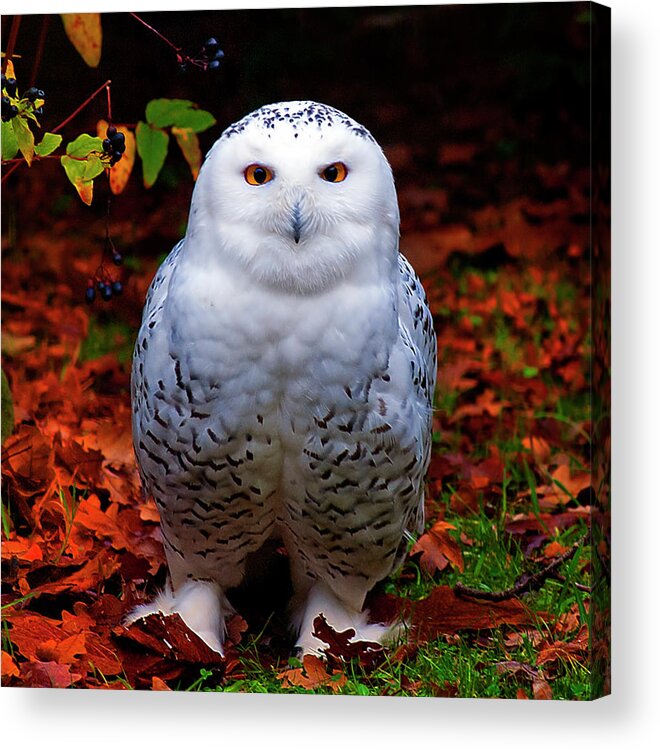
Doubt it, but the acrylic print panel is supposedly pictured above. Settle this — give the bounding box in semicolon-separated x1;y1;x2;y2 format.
1;2;610;699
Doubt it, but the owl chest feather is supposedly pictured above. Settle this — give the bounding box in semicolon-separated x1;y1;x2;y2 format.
134;261;403;509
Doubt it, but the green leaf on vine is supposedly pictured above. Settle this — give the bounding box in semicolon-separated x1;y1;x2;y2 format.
12;116;35;166
136;121;169;188
34;132;63;157
146;99;216;133
66;134;104;158
1;121;19;161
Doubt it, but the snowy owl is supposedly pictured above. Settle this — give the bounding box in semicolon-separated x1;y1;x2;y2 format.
128;101;436;656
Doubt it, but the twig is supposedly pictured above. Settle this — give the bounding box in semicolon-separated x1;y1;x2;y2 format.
52;79;112;134
453;533;589;602
30;14;50;87
2;15;21;74
130;12;181;53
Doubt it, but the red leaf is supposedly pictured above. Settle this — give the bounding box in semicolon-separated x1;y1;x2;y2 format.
411;520;464;574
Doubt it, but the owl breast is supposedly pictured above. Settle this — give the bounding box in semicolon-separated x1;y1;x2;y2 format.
131;251;423;596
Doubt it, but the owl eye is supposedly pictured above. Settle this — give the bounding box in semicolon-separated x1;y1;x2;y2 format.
244;164;274;185
320;162;348;183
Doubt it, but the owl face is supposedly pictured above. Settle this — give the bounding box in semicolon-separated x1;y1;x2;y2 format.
188;102;400;294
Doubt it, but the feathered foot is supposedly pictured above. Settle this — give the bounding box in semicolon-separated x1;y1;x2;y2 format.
124;579;233;655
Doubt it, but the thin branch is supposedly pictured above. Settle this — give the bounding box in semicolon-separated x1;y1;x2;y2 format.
2;15;22;74
130;12;180;53
52;79;112;134
30;14;50;87
453;533;589;602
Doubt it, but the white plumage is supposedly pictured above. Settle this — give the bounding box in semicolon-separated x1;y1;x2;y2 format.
128;101;436;655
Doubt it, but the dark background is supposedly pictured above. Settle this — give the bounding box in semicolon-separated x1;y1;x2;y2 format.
2;3;595;255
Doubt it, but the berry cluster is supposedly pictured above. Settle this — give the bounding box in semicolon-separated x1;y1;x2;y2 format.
1;95;18;122
2;75;46;121
178;37;224;72
25;87;45;116
102;126;126;166
86;278;123;304
202;37;225;70
1;74;19;121
85;245;124;304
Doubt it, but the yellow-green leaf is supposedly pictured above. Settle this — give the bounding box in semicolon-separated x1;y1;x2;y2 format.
136;121;169;188
1;121;19;160
172;127;202;180
12;116;35;166
60;13;102;67
97;119;136;195
34;132;62;157
61;154;95;205
83;154;105;181
66;133;103;158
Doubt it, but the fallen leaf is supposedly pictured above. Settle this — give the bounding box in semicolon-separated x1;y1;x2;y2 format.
277;654;347;693
411;520;464;574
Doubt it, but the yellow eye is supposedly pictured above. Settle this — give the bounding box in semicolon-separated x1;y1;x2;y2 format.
320;162;348;183
244;164;274;185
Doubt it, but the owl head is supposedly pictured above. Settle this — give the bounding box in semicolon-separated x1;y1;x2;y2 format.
186;101;400;294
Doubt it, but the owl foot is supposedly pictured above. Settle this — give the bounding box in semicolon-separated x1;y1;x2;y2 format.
124;579;232;655
292;581;401;657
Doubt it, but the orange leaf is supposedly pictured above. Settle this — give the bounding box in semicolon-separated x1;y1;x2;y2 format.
1;651;20;678
172;127;202;180
152;676;172;690
37;633;86;664
97;120;136;195
543;541;569;558
277;654;347;693
411;520;464;573
521;435;551;465
60;14;102;67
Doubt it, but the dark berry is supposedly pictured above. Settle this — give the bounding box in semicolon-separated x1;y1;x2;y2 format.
112;252;123;265
85;287;96;304
97;280;106;291
103;138;113;153
207;60;221;71
213;49;225;60
24;87;45;102
111;131;125;145
106;125;117;138
1;96;17;121
5;77;17;97
204;37;219;53
111;280;123;295
101;285;113;301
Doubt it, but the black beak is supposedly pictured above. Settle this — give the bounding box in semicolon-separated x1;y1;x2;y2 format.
291;201;303;244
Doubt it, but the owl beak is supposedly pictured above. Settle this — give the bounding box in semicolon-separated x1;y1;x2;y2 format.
291;201;303;244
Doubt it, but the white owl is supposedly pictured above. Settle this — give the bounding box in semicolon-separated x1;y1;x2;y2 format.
128;101;436;656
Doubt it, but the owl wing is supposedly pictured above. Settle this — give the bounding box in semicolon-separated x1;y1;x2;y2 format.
131;240;184;492
396;252;437;538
